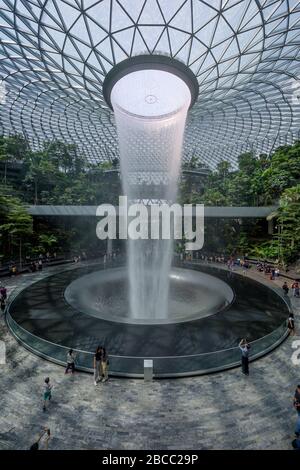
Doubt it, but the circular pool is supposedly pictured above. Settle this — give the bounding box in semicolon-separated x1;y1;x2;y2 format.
6;261;290;377
64;267;234;324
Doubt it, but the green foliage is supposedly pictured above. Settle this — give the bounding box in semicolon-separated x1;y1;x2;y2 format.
179;145;300;263
0;136;122;260
38;234;58;249
1;134;300;265
182;155;206;170
260;142;300;202
0;183;33;259
0;134;29;186
248;240;280;262
201;189;230;206
276;184;300;264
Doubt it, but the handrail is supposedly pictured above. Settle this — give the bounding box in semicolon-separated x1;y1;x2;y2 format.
6;310;288;360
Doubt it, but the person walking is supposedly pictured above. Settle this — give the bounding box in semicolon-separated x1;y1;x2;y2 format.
65;349;76;374
30;428;51;450
239;338;251;376
288;313;296;336
94;345;102;385
43;377;52;412
101;347;109;383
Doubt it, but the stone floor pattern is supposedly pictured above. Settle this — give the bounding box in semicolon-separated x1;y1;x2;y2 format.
0;265;299;450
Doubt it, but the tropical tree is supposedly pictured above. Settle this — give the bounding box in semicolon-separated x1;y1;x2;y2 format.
276;184;300;264
23;150;60;204
260;141;300;202
0;184;32;263
0;134;28;184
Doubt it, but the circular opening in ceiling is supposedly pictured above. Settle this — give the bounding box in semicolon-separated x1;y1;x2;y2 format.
103;55;199;111
110;69;192;118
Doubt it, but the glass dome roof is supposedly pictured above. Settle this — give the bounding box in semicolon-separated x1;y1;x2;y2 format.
0;0;300;168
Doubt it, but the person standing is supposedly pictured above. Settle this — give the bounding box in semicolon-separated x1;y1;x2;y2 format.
295;415;300;438
65;349;76;374
30;262;36;272
294;385;300;416
43;377;52;412
11;264;17;276
292;436;300;450
282;281;289;295
0;285;6;313
239;339;251;376
292;281;299;297
101;347;109;383
94;345;102;385
288;314;296;336
271;268;275;280
0;285;7;301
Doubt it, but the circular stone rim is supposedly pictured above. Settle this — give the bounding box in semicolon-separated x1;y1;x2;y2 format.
63;266;235;325
103;55;199;110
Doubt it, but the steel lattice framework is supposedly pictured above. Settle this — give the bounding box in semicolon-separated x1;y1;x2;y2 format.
0;0;300;168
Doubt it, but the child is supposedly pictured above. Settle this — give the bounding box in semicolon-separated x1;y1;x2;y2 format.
43;377;52;412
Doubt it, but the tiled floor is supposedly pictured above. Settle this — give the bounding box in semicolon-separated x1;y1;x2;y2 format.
0;265;299;450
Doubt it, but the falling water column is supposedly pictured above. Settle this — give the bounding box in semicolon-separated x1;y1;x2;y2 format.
107;64;194;322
